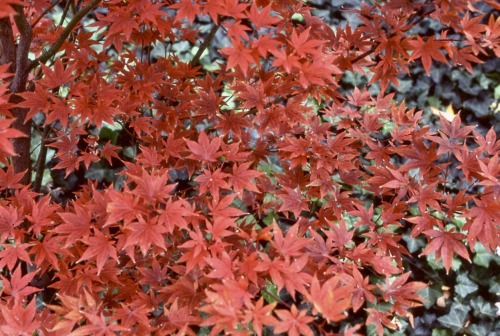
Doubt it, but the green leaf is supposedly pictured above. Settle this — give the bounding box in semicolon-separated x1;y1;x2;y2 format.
455;273;478;298
85;167;113;183
472;243;500;268
470;296;497;319
261;280;278;304
488;276;500;295
437;303;469;333
402;235;425;254
467;322;494;336
99;126;119;144
419;285;442;309
432;329;453;336
426;252;461;272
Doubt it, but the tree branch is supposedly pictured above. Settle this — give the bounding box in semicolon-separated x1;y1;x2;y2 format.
11;5;32;93
33;125;51;194
0;17;16;70
30;0;101;70
191;23;219;68
32;0;62;28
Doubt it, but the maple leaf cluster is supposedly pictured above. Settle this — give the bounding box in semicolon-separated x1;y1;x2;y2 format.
0;0;498;335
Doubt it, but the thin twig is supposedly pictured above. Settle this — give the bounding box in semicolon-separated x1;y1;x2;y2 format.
31;0;61;28
30;0;101;70
33;125;52;194
58;0;73;27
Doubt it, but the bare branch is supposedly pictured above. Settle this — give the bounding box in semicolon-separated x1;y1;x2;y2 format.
191;23;219;68
30;0;101;70
31;0;62;28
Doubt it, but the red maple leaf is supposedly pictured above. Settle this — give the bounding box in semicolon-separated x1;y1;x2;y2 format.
0;243;33;271
205;250;235;279
220;38;257;76
169;0;202;23
229;161;262;196
420;228;470;273
277;187;309;218
195;168;231;196
464;198;500;252
365;308;397;336
309;275;352;323
0;267;40;299
78;229;119;275
124;215;168;256
341;266;376;312
247;3;281;30
0;205;22;241
0;165;25;190
243;298;278;336
289;28;324;58
29;233;65;271
379;272;427;313
55;202;93;247
274;304;315;336
0;299;40;335
0;118;26;159
39;59;75;89
271;222;310;258
184;131;223;163
208;194;246;219
408;35;449;75
158;198;192;232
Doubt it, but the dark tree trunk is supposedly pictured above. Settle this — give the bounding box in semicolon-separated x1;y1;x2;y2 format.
0;10;33;185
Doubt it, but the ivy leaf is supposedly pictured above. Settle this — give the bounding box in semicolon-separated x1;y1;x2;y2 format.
455;273;478;298
470;296;497;319
473;243;498;268
437;303;469;333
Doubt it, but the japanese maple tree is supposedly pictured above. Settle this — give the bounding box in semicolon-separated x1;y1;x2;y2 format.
0;0;499;335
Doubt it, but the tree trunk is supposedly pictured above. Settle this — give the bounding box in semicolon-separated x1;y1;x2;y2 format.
0;10;33;185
